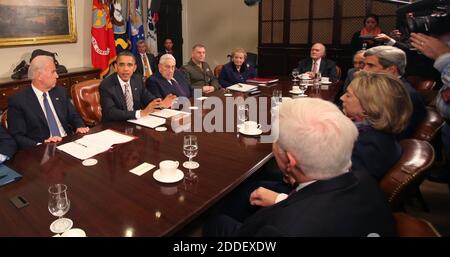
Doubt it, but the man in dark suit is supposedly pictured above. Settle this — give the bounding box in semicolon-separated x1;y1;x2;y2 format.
8;56;89;149
146;54;193;98
157;38;181;68
134;40;157;80
99;51;176;122
0;126;17;163
335;50;366;106
204;98;395;236
295;43;338;81
363;45;426;139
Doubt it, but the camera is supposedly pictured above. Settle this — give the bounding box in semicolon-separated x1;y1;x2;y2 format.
396;0;450;36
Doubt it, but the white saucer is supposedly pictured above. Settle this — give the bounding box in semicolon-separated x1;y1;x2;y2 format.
50;218;73;234
289;90;304;95
239;127;262;136
155;126;167;132
153;169;184;183
224;93;233;97
61;228;87;237
321;81;332;84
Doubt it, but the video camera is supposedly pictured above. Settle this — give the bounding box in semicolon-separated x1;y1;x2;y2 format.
396;0;450;37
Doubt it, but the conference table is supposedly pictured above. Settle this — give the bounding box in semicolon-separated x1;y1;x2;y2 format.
0;78;339;236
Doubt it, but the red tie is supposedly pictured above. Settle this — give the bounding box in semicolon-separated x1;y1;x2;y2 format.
312;61;318;74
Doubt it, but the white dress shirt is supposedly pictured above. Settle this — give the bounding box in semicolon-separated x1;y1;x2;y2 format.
0;154;8;163
31;85;67;137
117;75;141;119
275;180;317;203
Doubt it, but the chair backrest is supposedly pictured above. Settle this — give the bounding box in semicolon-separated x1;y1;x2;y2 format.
406;76;436;91
1;109;7;129
246;52;258;68
412;106;444;142
214;64;224;78
335;65;342;81
70;79;102;126
379;139;435;211
394;212;440;237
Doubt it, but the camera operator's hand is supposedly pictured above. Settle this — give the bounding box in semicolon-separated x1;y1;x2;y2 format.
410;33;450;60
375;33;393;42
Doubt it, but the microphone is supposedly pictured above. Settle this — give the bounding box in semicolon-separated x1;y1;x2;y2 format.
244;0;261;6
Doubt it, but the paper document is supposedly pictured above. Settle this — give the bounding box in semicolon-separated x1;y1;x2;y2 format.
57;129;135;160
128;115;166;128
151;109;191;119
228;83;258;92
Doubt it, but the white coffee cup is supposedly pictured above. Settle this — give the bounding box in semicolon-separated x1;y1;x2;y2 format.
159;160;179;179
244;121;261;132
321;77;330;83
292;85;300;92
61;228;86;237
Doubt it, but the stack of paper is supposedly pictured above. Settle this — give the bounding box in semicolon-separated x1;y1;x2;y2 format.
151;109;191;118
228;83;258;92
246;78;279;84
128;115;166;128
57;129;136;160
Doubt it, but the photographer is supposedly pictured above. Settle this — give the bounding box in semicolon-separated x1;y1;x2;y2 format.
411;32;450;188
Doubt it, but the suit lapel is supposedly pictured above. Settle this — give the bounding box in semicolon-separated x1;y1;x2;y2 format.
25;87;48;127
130;76;140;109
49;89;65;125
319;59;326;74
112;75;127;110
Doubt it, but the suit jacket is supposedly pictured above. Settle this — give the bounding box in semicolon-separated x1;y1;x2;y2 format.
146;70;193;98
335;68;357;106
352;125;401;181
134;53;157;77
180;59;220;90
296;58;337;81
234;172;395;236
99;73;156;122
8;86;85;149
218;61;256;88
398;77;426;139
0;126;17;159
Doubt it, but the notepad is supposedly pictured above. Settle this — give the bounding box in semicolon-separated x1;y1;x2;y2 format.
151;109;191;119
0;164;22;187
228;83;258;92
128;115;166;128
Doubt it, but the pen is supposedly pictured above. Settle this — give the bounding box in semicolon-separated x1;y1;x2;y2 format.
74;141;88;148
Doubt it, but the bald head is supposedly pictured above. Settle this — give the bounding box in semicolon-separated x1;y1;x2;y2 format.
28;55;58;92
310;43;326;60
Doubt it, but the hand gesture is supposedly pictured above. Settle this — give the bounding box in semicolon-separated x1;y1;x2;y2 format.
249;187;279;207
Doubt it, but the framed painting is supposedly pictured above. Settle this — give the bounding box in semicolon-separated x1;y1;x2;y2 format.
0;0;77;47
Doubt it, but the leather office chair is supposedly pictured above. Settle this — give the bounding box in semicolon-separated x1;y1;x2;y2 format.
412;106;444;142
71;79;102;126
379;139;435;211
335;65;342;81
394;212;440;237
1;109;7;129
214;64;224;78
406;76;437;106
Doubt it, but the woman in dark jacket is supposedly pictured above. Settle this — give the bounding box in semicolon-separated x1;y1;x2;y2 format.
351;14;383;53
219;48;256;88
341;71;412;180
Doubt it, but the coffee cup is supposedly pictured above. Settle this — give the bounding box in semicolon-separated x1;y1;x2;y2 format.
321;77;330;83
244;121;261;132
159;160;179;179
292;85;300;92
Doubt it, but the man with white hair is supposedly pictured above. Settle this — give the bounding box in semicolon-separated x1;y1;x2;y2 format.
8;55;89;149
363;45;426;138
146;54;193;98
204;98;395;236
294;43;338;81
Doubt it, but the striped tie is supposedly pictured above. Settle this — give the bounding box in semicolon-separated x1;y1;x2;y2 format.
124;83;134;111
143;54;152;78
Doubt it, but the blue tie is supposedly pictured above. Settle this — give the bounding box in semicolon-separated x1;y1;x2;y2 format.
43;93;61;137
171;79;188;97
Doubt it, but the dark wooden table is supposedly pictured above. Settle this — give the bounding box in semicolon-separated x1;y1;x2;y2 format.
0;78;339;236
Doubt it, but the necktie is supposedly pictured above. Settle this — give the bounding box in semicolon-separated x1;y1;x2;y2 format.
312;60;318;74
42;93;61;137
171;79;187;97
124;83;134;111
142;54;152;78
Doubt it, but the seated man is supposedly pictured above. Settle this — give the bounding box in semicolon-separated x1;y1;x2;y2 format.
146;54;193;98
181;44;220;94
363;45;426;139
99;51;176;122
335;50;365;106
134;40;157;80
8;56;89;149
204;98;395;237
0;126;17;163
295;43;337;81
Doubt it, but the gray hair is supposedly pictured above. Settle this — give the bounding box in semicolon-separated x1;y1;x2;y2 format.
277;98;358;180
28;55;54;79
364;45;407;75
159;53;176;65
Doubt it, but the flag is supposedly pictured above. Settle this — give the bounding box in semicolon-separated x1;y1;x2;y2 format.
127;0;145;55
91;0;117;78
146;0;161;56
111;0;128;54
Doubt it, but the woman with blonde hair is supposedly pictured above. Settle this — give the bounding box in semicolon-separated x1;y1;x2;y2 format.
219;47;256;87
341;71;412;180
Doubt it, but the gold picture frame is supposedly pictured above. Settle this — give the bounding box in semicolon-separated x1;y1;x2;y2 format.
0;0;77;47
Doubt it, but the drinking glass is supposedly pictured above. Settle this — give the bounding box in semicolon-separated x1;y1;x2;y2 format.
291;69;300;82
237;104;249;127
272;89;282;106
183;135;199;169
48;184;72;234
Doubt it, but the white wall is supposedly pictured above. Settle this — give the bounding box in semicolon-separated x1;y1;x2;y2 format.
0;0;91;78
181;0;258;68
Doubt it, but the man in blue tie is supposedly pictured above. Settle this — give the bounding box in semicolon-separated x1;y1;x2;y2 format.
8;55;89;149
146;54;193;98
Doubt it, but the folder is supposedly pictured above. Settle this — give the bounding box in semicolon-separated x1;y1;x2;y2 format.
0;164;22;187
